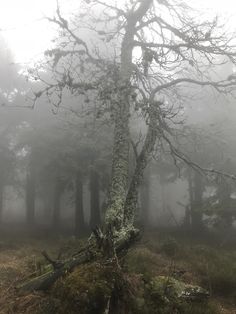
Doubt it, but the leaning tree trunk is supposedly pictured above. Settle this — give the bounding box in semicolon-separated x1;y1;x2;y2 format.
124;101;160;226
19;0;154;294
105;0;153;230
89;168;101;229
75;170;85;236
104;56;131;229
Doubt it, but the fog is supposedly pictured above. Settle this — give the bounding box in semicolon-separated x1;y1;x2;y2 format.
0;1;236;313
0;0;235;232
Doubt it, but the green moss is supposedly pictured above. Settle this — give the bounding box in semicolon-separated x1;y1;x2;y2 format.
52;262;113;314
147;276;208;300
125;247;161;279
142;276;217;314
179;301;220;314
160;237;179;258
182;245;236;298
148;232;236;300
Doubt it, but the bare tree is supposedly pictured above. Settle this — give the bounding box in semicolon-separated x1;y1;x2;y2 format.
21;0;236;291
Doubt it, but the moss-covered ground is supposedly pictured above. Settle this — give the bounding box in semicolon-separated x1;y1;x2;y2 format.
0;227;235;313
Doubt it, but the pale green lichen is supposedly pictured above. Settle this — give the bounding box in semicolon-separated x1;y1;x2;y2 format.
147;276;209;302
142;276;212;314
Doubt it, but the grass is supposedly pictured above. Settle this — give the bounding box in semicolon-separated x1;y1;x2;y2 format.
125;230;236;313
0;229;235;313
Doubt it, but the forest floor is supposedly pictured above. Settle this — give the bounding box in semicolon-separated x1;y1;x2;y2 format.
0;225;235;313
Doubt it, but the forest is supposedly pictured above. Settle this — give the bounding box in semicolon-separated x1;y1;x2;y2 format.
0;0;236;313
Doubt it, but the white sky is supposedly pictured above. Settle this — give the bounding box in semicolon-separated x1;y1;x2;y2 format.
0;0;77;64
0;0;236;65
0;0;56;63
195;0;236;12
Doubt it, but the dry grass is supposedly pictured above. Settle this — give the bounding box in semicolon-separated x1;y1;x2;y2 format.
0;234;84;314
0;230;235;313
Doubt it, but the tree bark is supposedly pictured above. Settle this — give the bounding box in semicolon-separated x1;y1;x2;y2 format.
105;0;153;230
75;171;85;236
18;227;139;292
18;1;154;294
89;168;101;229
124;101;159;226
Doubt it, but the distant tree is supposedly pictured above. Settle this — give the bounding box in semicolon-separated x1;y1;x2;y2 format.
176;123;234;231
74;169;85;236
89;167;101;229
0;129;16;222
204;158;236;229
0;35;19;104
37;116;112;235
69;127;112;236
176;125;218;230
140;166;151;227
25;148;37;225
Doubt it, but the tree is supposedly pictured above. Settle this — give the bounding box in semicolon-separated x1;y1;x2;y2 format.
204;158;236;229
89;167;101;229
22;0;236;292
0;35;19;105
0;129;15;223
75;169;85;236
177;123;233;230
140;165;151;227
25;148;36;225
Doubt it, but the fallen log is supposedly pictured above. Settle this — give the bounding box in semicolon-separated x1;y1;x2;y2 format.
17;227;140;292
18;248;92;292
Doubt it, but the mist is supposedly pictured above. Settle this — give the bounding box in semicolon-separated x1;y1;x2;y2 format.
0;1;236;313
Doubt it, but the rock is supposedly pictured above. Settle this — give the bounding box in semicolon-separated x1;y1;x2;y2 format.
147;276;209;303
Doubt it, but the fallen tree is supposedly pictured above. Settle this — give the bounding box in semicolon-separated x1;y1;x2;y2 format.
18;227;140;292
